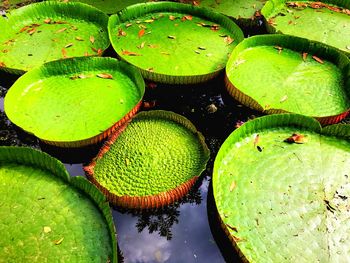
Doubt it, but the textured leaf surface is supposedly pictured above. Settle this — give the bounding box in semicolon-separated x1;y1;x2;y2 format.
0;1;109;74
262;0;350;54
213;114;350;262
108;2;244;84
91;110;210;197
0;146;116;262
225;34;350;119
4;57;145;145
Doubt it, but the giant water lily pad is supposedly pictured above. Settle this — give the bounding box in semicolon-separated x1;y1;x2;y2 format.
108;2;244;84
261;0;350;55
4;57;145;147
84;110;210;209
225;34;350;125
213;114;350;262
0;146;117;262
0;1;110;74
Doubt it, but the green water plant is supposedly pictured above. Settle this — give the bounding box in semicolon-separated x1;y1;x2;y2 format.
4;57;145;147
108;1;244;84
213;113;350;262
261;0;350;55
0;1;110;74
0;146;117;262
225;34;350;125
84;110;210;209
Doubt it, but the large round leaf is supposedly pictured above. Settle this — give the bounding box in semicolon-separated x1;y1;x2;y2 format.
213;113;350;262
4;57;145;147
108;2;244;84
0;1;110;74
84;110;210;209
0;146;117;262
225;34;350;125
261;0;350;55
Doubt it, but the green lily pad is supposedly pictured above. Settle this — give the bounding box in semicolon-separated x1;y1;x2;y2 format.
261;0;350;55
0;146;117;262
0;1;110;74
108;2;244;84
213;113;350;262
4;57;145;147
84;110;210;209
67;0;149;15
186;0;267;25
225;34;350;125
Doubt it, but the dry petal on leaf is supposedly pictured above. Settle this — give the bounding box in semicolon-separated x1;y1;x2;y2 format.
138;29;145;38
312;55;323;64
229;181;236;192
65;43;73;48
144;19;154;23
97;73;113;79
90;36;95;44
1;49;8;53
84;52;89;56
143;100;156;109
280;95;288;102
137;42;145;49
28;28;36;35
274;45;283;54
193;1;199;6
20;26;30;33
147;67;154;72
118;28;127;37
168;35;176;39
56;27;67;33
169;15;176;20
224;36;234;45
125;23;132;28
253;134;260;148
61;48;67;58
121;49;141;56
182;15;193;21
284;133;307;144
97;48;103;56
268;18;277;26
346;46;350;50
75;36;84;41
0;62;6;67
211;24;220;31
54;237;64;245
43;226;52;233
55;20;67;24
148;44;158;48
302;52;308;61
44;18;51;24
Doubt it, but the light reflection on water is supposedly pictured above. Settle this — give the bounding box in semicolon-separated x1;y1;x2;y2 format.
64;163;225;263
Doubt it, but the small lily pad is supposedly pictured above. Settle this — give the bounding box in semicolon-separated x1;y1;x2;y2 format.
213;113;350;262
4;57;145;147
84;110;210;209
0;146;117;262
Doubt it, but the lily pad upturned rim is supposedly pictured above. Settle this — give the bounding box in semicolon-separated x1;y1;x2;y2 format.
4;56;145;148
213;113;350;262
261;0;350;55
108;1;244;84
0;1;110;75
225;34;350;125
84;110;210;209
0;146;117;263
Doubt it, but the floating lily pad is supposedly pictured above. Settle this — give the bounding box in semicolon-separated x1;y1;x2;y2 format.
84;110;210;209
67;0;149;15
0;146;117;262
0;1;110;74
213;113;350;262
225;34;350;125
261;0;350;55
4;57;145;147
186;0;267;26
108;2;244;84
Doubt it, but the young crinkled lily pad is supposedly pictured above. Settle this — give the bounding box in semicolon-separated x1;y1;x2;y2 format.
108;2;244;84
0;146;117;262
4;57;145;147
0;1;110;74
225;34;350;125
84;110;210;209
213;114;350;262
261;0;350;55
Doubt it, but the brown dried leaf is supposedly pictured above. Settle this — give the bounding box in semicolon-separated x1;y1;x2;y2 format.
28;28;36;35
20;26;30;33
211;24;220;31
118;28;127;37
302;52;308;61
121;49;141;56
56;27;67;33
312;55;324;64
97;73;113;79
90;35;95;44
284;133;307;144
44;18;51;24
224;36;234;45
